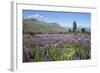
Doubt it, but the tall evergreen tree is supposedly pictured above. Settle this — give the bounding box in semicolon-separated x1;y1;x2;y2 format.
73;21;77;33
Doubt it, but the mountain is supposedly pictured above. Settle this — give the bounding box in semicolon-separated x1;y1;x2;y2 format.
23;18;67;33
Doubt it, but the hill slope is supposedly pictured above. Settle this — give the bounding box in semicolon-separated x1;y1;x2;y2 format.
23;18;67;33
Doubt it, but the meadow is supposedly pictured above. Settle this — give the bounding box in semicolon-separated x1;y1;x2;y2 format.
23;33;91;62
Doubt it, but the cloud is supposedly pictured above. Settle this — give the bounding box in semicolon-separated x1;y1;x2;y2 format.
24;14;47;20
34;14;42;18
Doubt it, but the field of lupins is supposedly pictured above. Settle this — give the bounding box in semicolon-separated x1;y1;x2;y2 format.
23;33;91;62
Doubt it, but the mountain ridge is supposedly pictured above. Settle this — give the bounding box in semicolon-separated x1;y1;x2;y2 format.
23;18;67;33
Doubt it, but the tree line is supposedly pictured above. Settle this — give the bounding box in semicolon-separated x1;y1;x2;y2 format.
69;21;87;33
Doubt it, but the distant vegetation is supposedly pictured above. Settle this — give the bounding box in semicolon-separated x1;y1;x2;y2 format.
23;18;90;34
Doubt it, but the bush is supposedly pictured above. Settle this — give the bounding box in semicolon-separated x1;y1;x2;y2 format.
68;28;71;32
81;28;86;33
28;31;35;35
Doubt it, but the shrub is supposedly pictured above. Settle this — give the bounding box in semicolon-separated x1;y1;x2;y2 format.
28;31;35;36
81;28;86;33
